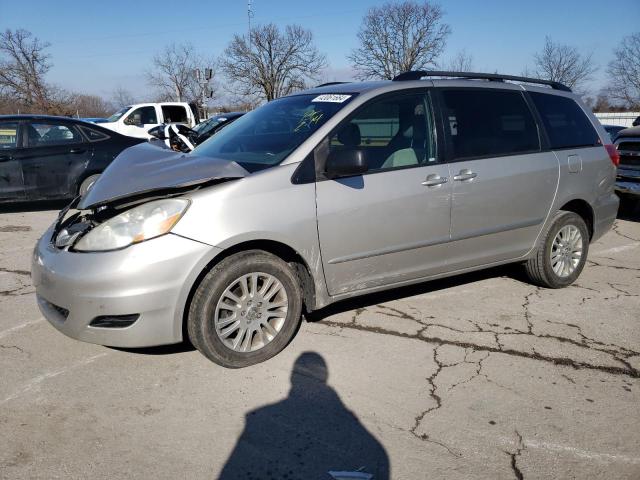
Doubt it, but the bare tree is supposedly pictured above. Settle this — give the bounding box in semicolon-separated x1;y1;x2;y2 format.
68;93;112;118
147;43;214;103
441;50;474;72
0;29;54;112
607;32;640;109
221;23;327;101
111;86;136;108
530;36;596;90
348;1;451;80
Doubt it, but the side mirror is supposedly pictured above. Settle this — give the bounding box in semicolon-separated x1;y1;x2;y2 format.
148;126;166;139
325;149;368;179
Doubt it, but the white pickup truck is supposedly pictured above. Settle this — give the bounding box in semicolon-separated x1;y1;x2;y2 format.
100;102;198;139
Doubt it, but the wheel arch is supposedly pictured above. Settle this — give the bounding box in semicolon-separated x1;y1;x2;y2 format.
180;239;318;342
558;198;594;240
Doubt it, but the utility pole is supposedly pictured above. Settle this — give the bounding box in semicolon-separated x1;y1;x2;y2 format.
247;0;254;59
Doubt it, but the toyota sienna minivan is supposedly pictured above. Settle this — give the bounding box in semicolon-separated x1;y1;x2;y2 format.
32;71;619;368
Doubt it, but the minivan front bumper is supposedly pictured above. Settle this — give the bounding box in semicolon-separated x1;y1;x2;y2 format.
32;228;217;348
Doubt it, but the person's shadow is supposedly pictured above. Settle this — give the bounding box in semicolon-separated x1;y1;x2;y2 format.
218;352;389;480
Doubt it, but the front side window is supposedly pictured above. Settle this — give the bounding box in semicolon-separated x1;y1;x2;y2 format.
529;92;599;149
440;89;540;160
125;106;157;125
27;123;82;147
328;92;436;172
0;122;19;149
192;94;355;172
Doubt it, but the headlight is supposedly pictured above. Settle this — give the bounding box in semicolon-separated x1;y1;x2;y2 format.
74;199;189;252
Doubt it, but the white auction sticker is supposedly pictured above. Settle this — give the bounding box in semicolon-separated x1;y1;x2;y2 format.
312;94;351;103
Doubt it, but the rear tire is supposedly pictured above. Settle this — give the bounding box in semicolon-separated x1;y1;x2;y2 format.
524;211;589;288
188;250;303;368
78;174;100;196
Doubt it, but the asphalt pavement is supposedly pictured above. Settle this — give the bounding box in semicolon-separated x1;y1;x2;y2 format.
1;203;639;479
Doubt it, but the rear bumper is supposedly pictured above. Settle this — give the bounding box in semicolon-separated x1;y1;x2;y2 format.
32;228;220;347
615;169;640;197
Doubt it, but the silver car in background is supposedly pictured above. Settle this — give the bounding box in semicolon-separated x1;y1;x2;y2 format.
32;71;619;368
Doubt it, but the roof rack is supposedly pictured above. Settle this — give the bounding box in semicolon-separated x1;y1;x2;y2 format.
315;81;349;87
392;70;571;92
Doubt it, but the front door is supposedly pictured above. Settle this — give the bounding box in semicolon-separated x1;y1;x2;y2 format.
438;88;559;269
122;106;159;138
18;121;90;200
316;91;452;296
0;120;25;201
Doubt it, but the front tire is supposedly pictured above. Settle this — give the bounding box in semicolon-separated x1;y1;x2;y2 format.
188;250;303;368
524;211;589;288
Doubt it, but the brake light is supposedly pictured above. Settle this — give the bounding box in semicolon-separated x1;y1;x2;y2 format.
605;144;619;167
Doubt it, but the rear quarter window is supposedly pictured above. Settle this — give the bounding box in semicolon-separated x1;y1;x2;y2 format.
79;126;110;142
529;92;600;149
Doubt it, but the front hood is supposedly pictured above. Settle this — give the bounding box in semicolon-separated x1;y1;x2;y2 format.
78;142;249;209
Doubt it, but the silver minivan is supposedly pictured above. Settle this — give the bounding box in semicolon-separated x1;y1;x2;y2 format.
32;72;619;367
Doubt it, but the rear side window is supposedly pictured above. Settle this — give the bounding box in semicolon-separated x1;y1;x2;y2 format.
27;123;82;147
0;122;19;149
440;89;539;160
529;92;599;149
161;105;188;123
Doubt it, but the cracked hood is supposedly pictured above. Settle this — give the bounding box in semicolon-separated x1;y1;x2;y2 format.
78;142;249;209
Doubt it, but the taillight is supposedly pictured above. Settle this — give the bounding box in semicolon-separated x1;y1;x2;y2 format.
605;144;619;167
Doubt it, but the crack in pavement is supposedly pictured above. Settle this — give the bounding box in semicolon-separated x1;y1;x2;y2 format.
505;430;525;480
0;267;30;277
408;344;462;458
0;343;25;354
611;223;640;243
319;319;640;378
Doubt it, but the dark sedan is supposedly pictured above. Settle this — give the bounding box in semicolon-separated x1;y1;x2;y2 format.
0;115;145;203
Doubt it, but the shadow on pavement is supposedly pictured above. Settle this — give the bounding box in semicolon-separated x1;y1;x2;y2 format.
617;198;640;222
307;263;522;323
218;352;389;480
109;341;196;355
0;200;69;214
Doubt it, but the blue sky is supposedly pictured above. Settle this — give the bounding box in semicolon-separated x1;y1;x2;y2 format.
1;0;639;105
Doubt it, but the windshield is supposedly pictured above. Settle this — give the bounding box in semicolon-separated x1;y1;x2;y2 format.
106;106;131;123
192;94;355;172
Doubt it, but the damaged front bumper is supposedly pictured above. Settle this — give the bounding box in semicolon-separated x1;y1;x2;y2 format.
32;225;220;348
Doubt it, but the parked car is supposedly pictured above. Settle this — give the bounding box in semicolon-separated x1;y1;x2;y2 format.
101;102;198;139
192;112;244;142
147;112;245;152
0;115;145;202
32;71;618;368
602;124;626;142
80;117;109;124
614;125;640;206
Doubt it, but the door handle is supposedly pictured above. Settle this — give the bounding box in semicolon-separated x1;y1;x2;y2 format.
422;174;448;187
453;169;477;181
69;148;86;154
